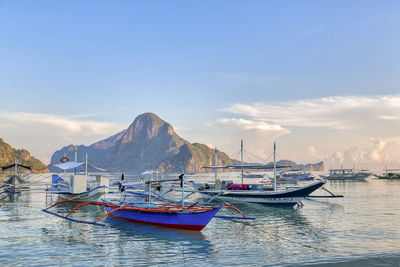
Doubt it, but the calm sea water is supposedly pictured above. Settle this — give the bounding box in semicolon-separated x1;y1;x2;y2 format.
1;175;400;266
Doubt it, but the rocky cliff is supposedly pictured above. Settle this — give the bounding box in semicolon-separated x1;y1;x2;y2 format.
50;113;221;173
0;138;48;173
158;143;233;173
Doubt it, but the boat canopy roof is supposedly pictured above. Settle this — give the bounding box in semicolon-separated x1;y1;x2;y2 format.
123;178;180;187
1;163;31;172
54;162;85;171
141;170;162;175
204;164;291;170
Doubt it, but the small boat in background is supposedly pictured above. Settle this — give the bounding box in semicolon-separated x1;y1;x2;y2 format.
274;170;315;183
1;159;31;186
375;169;400;179
0;159;31;201
320;168;370;181
46;149;109;201
243;172;265;178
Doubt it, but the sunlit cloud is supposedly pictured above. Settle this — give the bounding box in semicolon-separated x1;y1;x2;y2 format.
0;112;121;136
307;146;317;157
214;95;400;167
0;112;125;164
204;118;290;162
224;95;400;130
323;137;399;169
213;118;289;132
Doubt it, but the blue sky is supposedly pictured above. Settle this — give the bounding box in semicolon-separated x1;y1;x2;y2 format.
1;1;400;168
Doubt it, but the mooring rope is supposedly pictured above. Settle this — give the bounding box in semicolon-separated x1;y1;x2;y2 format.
275;233;328;252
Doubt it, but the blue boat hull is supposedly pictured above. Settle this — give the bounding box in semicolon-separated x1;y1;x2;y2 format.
104;205;222;231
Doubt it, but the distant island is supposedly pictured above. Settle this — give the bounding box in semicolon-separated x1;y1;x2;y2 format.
272;160;324;172
49;112;324;173
0;138;48;173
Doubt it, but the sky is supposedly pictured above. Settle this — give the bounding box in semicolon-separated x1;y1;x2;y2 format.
0;1;399;169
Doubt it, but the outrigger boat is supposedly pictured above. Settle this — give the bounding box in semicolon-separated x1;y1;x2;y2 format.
1;159;31;186
320;168;370;181
199;141;328;207
46;149;109;201
0;160;31;201
375;169;400;179
43;175;253;231
276;170;315;182
243;172;265;179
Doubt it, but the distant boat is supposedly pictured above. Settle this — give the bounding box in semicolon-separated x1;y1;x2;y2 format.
375;169;400;179
199;141;325;207
276;170;315;182
1;162;31;186
0;159;31;200
320;169;370;181
243;172;265;178
46;148;109;201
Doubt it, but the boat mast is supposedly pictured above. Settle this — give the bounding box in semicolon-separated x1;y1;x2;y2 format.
241;139;244;185
63;153;66;176
74;145;77;175
148;182;152;207
85;153;88;175
273;142;277;191
14;157;17;175
181;173;185;211
214;147;217;184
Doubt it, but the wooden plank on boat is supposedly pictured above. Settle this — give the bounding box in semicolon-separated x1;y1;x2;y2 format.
42;209;107;226
214;215;256;220
306;195;343;198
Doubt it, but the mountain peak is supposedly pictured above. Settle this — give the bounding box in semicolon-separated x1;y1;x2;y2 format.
122;112;173;143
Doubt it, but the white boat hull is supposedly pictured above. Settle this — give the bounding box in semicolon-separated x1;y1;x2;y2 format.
199;181;325;207
53;186;108;201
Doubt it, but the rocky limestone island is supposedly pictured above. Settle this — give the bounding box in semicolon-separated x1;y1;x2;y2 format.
272;160;324;172
49;112;324;173
0;138;48;173
49;112;232;173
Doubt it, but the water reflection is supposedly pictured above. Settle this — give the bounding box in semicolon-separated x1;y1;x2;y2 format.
106;218;214;257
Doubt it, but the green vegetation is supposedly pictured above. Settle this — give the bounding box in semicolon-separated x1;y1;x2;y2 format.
0;138;48;173
158;143;233;173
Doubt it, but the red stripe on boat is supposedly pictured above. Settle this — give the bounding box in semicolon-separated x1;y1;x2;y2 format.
109;214;206;231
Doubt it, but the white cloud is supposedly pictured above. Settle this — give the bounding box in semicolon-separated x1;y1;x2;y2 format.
323;137;399;169
0;112;121;136
224;95;400;130
377;115;398;120
216;95;400;168
307;146;317;157
213;118;289;132
202;118;290;163
0;112;125;163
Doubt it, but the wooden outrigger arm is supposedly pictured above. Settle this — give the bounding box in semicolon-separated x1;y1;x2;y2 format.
0;184;21;201
42;199;255;226
215;205;255;220
306;187;344;198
